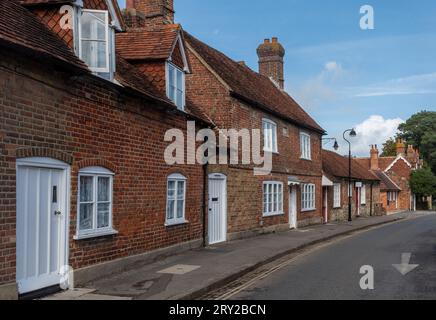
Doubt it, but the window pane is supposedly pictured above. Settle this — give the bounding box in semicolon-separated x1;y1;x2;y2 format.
167;200;175;220
79;203;93;230
177;69;183;88
97;203;110;228
177;181;184;199
80;176;93;202
81;12;106;40
176;200;184;218
81;41;107;69
168;181;175;198
98;177;110;202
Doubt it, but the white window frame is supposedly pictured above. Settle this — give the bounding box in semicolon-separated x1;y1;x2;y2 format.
301;183;316;212
262;119;278;153
166;62;186;111
361;184;366;205
75;166;117;240
78;9;110;74
333;183;341;208
166;173;188;226
263;181;284;216
300;132;311;160
388;191;398;203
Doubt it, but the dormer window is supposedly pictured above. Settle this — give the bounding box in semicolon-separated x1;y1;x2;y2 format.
166;62;185;110
79;9;115;81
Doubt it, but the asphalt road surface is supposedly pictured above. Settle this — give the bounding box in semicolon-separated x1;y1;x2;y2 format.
231;213;436;300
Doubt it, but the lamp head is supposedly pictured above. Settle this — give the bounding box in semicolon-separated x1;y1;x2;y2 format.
333;140;339;151
349;129;357;137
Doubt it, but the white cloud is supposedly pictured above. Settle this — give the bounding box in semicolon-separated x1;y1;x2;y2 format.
344;115;404;157
292;61;345;109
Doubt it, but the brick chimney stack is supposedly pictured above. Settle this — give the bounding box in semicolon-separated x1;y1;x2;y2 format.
257;37;285;89
370;144;379;170
396;138;406;156
126;0;174;25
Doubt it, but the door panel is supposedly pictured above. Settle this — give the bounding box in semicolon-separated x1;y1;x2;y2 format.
16;165;67;294
208;177;226;245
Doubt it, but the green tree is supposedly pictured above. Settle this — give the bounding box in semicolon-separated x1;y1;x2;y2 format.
380;137;398;157
409;167;436;197
398;111;436;174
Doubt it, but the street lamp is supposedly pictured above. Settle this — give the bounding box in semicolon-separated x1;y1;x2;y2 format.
322;138;340;151
343;129;357;222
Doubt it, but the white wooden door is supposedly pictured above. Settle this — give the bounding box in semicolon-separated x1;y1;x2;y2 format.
208;175;226;245
16;161;68;294
289;186;297;229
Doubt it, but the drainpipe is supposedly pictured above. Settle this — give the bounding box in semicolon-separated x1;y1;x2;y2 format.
202;163;208;247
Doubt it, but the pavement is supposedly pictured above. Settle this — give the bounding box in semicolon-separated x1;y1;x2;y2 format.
44;211;422;300
230;211;436;300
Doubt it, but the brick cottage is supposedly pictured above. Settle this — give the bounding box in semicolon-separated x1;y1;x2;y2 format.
0;0;213;298
322;150;382;222
356;140;421;213
183;34;326;241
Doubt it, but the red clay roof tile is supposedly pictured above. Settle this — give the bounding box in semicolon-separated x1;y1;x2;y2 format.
322;150;379;181
0;0;88;72
116;24;180;61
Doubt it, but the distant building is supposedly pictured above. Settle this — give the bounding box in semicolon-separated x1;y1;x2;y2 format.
355;140;421;214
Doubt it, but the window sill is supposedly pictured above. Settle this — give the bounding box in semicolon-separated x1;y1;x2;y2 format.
74;229;118;241
300;157;312;161
165;220;189;227
264;150;279;155
263;212;285;218
301;208;316;213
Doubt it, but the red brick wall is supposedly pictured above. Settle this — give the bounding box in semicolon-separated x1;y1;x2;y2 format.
386;159;412;211
0;50;204;286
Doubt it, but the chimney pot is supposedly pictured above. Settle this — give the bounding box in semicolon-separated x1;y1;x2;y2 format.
257;37;285;89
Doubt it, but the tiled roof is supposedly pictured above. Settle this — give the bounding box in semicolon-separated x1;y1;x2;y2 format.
116;24;180;61
322;150;379;181
115;55;168;100
373;170;401;191
184;32;325;134
355;156;397;171
115;57;212;125
0;0;88;72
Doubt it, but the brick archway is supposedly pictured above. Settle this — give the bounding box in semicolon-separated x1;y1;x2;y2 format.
15;147;73;164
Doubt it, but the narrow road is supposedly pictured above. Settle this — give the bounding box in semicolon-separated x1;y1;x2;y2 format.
229;213;436;300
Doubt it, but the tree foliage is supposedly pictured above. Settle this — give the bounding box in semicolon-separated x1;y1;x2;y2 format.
380;137;397;157
409;167;436;197
398;111;436;173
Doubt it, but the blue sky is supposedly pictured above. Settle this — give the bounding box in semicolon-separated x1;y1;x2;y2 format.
118;0;436;156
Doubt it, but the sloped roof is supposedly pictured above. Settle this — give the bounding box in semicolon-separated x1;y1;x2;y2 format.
355;156;403;172
116;24;180;61
184;32;325;134
0;0;88;72
322;150;379;181
373;170;401;191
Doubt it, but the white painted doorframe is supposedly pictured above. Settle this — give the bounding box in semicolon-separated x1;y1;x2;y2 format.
208;174;227;245
289;185;297;229
16;157;70;294
323;187;328;223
